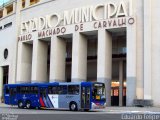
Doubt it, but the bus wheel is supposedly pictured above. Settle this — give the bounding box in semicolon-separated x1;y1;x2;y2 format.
69;102;78;111
26;101;31;109
18;101;23;109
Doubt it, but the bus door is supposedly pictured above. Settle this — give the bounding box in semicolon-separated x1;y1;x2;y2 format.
39;87;51;108
81;86;91;109
9;87;16;105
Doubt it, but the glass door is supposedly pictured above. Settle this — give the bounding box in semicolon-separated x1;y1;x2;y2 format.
81;86;90;109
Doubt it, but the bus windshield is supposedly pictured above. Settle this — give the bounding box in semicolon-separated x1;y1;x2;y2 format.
92;83;106;101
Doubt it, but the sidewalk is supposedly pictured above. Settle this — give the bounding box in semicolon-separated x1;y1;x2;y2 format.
103;107;160;114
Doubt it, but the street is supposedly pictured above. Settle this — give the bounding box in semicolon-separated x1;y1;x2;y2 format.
0;106;120;120
1;105;160;120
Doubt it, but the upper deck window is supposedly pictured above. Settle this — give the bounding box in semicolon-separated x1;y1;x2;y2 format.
6;4;13;15
22;0;25;8
30;0;40;6
0;10;3;18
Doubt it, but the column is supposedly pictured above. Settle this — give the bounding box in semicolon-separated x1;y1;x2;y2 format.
0;67;3;103
97;29;112;106
72;33;87;82
126;18;137;106
119;60;123;106
135;0;144;99
31;40;48;83
50;36;66;82
13;2;16;13
25;0;30;7
150;0;159;106
3;7;7;17
14;0;23;84
16;42;32;83
143;0;152;100
16;0;22;11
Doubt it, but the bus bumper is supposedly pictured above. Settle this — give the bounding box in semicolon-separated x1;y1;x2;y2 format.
91;102;106;109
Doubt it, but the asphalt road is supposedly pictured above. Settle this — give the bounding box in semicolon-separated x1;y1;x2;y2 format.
1;106;160;120
0;106;121;120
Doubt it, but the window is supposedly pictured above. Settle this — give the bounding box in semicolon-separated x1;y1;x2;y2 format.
10;88;17;95
68;85;79;95
4;48;8;59
0;10;3;18
22;0;25;8
11;86;38;94
30;0;40;6
57;86;67;94
48;86;67;94
4;22;12;28
6;4;13;14
5;86;9;94
92;83;105;100
19;86;30;94
30;86;38;94
48;86;57;94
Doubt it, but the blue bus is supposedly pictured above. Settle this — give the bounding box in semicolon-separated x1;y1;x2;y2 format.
4;82;106;111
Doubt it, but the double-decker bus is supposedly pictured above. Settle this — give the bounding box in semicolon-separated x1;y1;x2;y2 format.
3;82;106;111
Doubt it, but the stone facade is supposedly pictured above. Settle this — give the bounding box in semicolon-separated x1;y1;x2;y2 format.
0;0;159;107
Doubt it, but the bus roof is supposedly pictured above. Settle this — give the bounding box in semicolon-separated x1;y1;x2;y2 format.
4;81;104;87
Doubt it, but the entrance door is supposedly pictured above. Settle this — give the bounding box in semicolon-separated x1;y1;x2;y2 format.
111;87;126;106
1;66;9;103
81;86;90;109
111;87;119;106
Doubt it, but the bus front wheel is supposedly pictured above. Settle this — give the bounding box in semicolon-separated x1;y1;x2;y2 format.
18;101;24;109
69;102;78;111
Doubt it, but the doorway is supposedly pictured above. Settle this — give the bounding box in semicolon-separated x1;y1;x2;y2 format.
1;66;9;103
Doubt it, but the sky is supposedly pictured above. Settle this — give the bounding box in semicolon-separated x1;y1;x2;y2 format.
0;0;10;5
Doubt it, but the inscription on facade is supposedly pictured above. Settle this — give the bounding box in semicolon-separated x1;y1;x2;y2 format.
20;1;132;34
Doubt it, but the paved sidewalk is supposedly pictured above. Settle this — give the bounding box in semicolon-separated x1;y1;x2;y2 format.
103;107;160;114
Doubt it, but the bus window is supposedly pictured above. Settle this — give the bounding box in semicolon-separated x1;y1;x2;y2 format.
17;87;20;93
68;85;79;95
48;86;57;94
58;86;67;94
30;86;38;94
19;86;30;94
92;83;106;101
10;88;16;95
20;87;24;94
5;86;9;94
40;88;47;97
26;87;30;94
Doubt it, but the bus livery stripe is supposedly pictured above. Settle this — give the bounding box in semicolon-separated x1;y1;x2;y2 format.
48;95;59;108
42;97;49;108
46;96;54;108
39;97;45;107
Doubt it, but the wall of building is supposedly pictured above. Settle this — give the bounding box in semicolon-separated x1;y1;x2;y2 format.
151;0;160;107
0;0;160;107
0;13;17;84
20;0;129;23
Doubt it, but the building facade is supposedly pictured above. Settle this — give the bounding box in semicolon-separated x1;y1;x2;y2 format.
0;0;159;107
